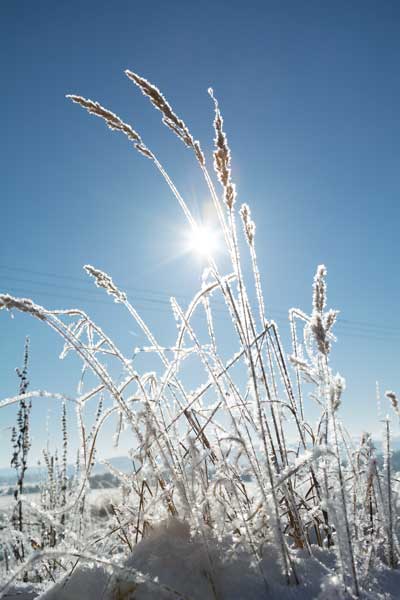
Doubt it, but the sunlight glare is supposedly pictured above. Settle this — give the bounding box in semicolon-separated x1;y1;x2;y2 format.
189;225;219;257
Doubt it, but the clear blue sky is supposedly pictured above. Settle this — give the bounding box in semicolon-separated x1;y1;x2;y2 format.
1;0;399;467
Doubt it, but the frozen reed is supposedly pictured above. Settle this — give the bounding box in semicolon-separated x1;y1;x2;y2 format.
0;70;398;599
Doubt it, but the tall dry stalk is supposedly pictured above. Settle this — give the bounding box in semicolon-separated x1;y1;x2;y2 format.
0;70;398;598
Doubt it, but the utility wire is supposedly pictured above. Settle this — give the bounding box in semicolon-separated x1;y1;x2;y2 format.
2;264;398;332
1;267;399;341
2;284;398;344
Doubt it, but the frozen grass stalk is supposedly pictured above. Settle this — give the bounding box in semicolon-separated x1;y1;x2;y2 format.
0;69;398;599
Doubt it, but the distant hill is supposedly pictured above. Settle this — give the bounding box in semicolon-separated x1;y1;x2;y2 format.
2;442;400;487
0;455;135;486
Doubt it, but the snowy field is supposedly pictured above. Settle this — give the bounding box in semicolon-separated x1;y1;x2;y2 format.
4;519;400;600
0;488;122;513
3;484;400;600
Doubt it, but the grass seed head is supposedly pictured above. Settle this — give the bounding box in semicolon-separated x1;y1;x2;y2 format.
0;294;46;320
209;87;236;209
313;264;327;314
84;265;127;303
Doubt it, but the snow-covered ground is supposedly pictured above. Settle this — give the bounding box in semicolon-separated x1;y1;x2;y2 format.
0;488;121;512
2;516;400;599
3;481;400;599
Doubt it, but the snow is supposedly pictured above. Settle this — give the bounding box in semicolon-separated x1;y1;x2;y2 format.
4;517;400;599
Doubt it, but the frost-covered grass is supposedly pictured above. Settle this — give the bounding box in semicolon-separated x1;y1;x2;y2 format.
0;71;399;599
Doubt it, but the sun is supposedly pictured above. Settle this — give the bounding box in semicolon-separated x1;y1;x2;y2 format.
188;225;219;257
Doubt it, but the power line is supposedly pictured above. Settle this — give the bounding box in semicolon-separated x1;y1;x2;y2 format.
2;264;398;332
0;275;185;309
1;284;398;344
1;271;398;335
1;268;399;341
0;286;181;316
0;264;186;301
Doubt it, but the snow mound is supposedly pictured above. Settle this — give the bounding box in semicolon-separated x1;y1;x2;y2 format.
38;564;110;600
25;517;400;600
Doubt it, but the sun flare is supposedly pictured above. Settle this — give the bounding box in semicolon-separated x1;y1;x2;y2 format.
188;225;219;257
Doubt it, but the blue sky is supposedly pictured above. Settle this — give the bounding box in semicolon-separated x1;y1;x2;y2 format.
1;1;399;466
